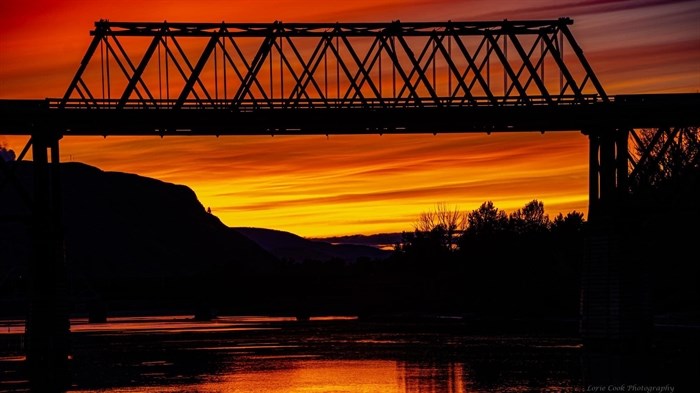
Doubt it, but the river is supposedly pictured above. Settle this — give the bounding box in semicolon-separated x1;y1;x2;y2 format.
0;315;695;392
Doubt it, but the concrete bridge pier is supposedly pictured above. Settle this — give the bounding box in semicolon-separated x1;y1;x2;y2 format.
581;128;652;350
26;131;70;392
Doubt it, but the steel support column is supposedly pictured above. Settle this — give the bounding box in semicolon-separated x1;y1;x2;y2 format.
26;131;70;392
582;128;651;350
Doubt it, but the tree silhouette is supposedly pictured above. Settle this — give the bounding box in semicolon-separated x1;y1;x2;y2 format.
508;199;549;235
0;146;16;162
383;199;590;317
464;201;508;237
414;203;466;250
631;126;699;191
551;211;585;235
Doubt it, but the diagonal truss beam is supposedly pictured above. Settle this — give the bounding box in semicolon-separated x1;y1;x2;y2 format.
505;31;552;104
448;34;494;104
118;35;161;108
175;33;221;109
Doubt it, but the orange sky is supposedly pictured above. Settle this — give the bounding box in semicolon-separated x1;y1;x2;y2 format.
1;0;699;237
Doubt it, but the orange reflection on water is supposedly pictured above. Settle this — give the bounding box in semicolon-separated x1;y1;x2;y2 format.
0;315;362;335
201;360;467;393
217;360;405;393
69;359;470;393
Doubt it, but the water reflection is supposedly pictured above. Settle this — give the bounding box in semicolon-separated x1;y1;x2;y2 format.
399;361;468;393
215;360;406;393
69;359;468;393
209;360;488;393
4;316;585;393
67;357;582;393
3;315;696;392
1;315;359;335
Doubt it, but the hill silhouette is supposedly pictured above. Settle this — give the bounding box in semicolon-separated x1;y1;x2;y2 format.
0;162;279;316
234;227;390;262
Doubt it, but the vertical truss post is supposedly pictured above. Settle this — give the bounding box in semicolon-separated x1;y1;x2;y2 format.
583;128;650;350
26;130;70;392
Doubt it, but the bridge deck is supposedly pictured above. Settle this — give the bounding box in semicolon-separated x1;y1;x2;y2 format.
0;93;698;136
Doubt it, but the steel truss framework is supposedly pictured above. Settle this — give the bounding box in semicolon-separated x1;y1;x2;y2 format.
61;18;606;110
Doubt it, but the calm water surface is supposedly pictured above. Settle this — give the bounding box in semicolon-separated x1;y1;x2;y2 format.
3;315;691;393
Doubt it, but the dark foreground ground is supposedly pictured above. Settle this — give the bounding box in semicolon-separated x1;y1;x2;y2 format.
1;316;698;392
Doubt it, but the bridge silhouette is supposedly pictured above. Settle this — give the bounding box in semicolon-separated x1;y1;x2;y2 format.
1;19;699;392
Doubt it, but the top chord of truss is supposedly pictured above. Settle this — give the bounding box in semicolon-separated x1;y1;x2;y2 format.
91;19;574;36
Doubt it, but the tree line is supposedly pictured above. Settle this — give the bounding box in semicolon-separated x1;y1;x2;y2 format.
385;200;585;317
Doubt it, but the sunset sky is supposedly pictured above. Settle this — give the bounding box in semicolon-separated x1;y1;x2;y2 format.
1;0;699;237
